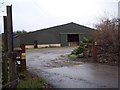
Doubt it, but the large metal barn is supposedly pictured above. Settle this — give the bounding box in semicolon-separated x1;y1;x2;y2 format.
14;22;94;48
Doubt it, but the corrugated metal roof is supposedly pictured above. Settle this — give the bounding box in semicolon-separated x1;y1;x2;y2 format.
23;22;95;35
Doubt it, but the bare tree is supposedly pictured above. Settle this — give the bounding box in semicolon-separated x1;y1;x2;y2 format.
90;17;118;52
89;17;118;62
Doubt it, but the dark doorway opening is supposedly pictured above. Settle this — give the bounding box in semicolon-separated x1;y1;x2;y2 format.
67;34;79;46
34;40;38;48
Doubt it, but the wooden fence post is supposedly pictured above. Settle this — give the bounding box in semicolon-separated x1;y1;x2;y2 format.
7;5;17;82
2;16;8;85
93;41;98;62
2;5;19;88
20;44;26;71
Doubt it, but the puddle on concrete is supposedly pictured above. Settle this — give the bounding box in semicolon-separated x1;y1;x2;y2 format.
27;47;118;88
41;63;118;88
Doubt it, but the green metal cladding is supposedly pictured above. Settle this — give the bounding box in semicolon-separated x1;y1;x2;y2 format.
14;22;94;47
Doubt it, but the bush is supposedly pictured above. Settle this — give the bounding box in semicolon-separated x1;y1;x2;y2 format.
71;37;91;55
89;18;118;53
68;54;77;58
89;17;118;62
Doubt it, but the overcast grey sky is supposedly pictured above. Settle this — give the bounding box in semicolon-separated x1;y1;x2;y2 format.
0;0;119;33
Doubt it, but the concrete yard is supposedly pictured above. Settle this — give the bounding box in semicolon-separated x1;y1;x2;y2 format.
26;47;118;88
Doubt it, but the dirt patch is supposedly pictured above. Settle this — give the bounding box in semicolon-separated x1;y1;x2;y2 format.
63;61;81;65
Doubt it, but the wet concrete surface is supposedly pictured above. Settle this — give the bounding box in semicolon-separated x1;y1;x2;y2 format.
26;47;118;88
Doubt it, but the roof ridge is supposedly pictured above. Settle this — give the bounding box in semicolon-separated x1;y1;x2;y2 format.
20;22;94;36
27;22;77;34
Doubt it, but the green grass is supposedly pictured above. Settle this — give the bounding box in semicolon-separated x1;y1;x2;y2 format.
68;54;77;58
17;77;46;88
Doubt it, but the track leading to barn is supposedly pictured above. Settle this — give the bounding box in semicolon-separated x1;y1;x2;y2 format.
26;47;118;88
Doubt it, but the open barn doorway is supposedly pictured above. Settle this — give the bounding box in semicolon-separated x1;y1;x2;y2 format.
34;40;38;48
67;34;79;46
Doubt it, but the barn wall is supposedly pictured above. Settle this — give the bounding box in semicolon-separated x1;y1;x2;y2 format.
15;23;94;47
13;36;20;48
79;34;84;42
60;34;68;47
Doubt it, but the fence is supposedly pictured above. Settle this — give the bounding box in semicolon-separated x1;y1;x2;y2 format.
2;45;26;88
82;41;98;61
2;5;26;88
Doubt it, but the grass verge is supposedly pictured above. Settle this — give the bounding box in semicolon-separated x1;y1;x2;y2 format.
17;71;53;88
17;77;46;88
